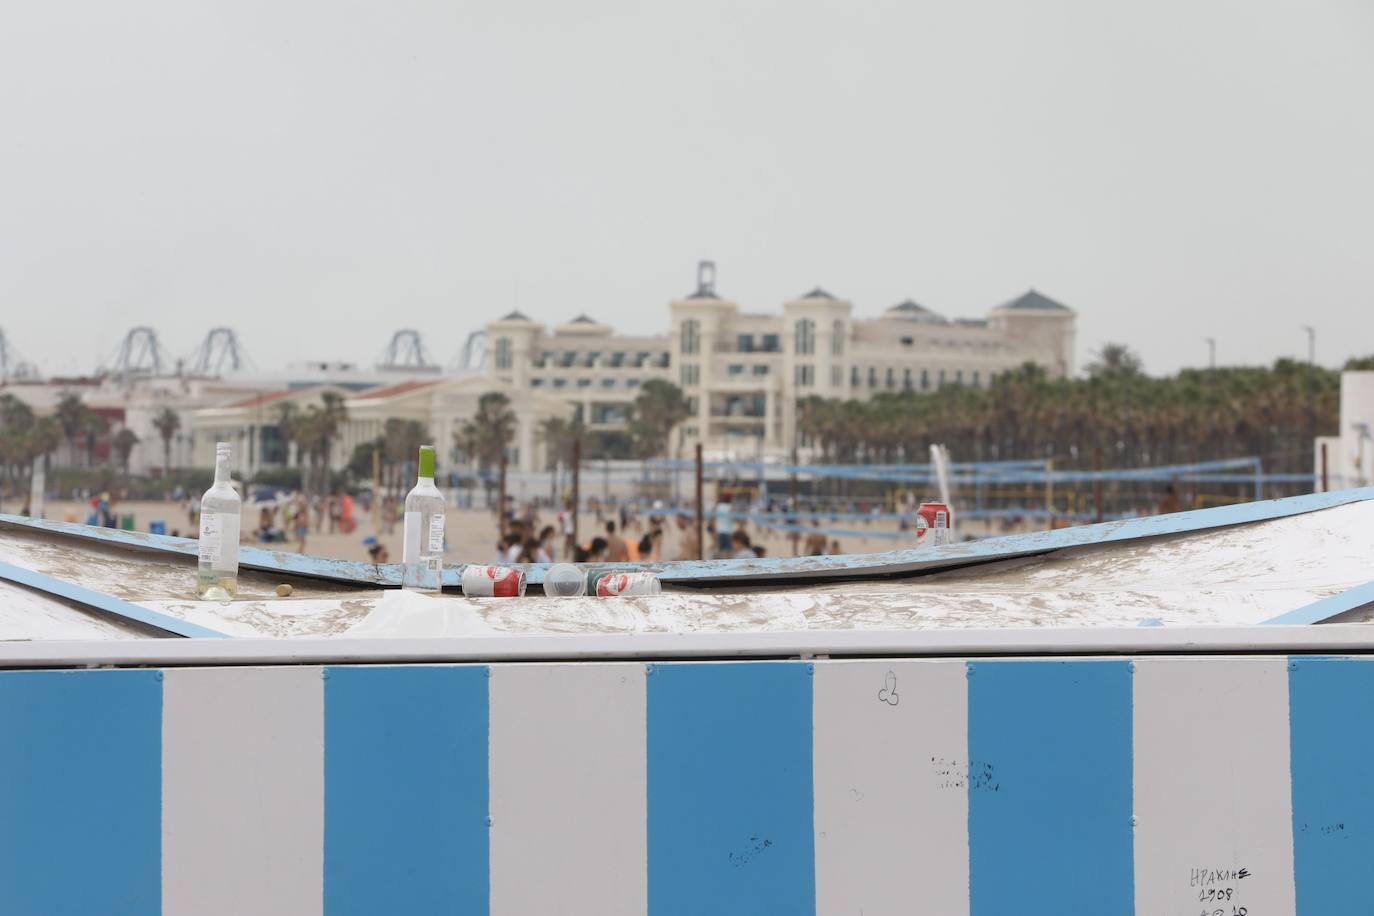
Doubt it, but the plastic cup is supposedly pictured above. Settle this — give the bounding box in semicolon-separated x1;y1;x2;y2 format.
544;564;587;598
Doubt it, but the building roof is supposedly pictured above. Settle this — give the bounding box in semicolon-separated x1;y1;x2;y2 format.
799;287;836;300
884;299;945;323
569;314;597;324
498;310;533;322
685;288;721;300
351;379;445;401
996;289;1073;312
224;387;317;410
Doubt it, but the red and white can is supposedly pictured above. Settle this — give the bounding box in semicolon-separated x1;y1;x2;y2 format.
460;564;527;597
915;501;953;546
594;572;662;597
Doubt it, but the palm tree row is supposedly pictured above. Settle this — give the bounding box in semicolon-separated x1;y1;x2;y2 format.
798;349;1354;476
275;392;348;496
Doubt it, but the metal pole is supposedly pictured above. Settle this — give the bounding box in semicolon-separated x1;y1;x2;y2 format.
497;451;507;534
1320;441;1329;493
1205;337;1216;370
571;438;581;549
1045;458;1054;530
1093;445;1103;523
694;443;704;562
371;447;381;533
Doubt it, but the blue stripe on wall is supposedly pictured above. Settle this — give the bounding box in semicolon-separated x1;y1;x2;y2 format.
1289;656;1374;912
324;665;490;916
0;669;162;915
967;660;1134;915
647;661;815;916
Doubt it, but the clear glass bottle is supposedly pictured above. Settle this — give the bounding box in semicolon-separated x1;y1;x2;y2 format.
402;445;446;591
196;441;241;600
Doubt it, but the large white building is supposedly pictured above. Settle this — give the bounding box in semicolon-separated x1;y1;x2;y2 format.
484;262;1075;460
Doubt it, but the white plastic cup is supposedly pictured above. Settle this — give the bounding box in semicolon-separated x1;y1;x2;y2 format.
544;564;586;598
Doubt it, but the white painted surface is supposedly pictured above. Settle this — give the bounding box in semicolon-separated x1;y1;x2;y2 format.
162;666;324;916
489;663;647;916
1132;658;1296;916
814;660;969;915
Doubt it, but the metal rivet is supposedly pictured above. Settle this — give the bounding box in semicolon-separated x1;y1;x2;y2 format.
1130;815;1139;827
154;671;164;682
1128;662;1136;673
806;663;814;675
645;664;655;676
1288;661;1299;672
321;670;330;680
966;665;975;677
485;668;492;678
485;816;493;827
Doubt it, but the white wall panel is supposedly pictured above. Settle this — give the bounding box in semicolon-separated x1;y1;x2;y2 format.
162;666;323;916
489;663;647;915
1133;657;1295;916
814;660;969;916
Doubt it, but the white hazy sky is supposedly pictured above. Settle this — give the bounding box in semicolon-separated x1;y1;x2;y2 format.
1;0;1371;377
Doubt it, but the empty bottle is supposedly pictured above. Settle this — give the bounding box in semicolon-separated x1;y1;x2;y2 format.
402;445;446;591
196;441;241;600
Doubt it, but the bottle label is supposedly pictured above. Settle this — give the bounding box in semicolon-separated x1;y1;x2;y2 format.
198;512;240;572
403;511;421;564
428;514;445;552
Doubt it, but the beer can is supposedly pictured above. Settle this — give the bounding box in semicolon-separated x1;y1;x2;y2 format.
915;501;953;546
594;572;662;597
460;564;526;597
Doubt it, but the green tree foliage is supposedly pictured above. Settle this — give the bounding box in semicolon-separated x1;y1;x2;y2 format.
627;379;692;459
454;392;516;470
152;407;181;473
111;428;140;472
797;357;1340;473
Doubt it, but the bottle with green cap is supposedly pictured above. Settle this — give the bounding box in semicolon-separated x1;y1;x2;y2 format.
402;445;446;591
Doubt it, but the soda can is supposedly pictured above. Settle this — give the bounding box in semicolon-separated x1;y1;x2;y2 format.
460;564;527;597
594;572;662;597
915;501;953;546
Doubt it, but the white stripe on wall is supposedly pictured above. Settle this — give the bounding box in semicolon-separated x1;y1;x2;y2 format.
813;660;970;916
489;663;647;915
162;666;324;916
1133;657;1296;916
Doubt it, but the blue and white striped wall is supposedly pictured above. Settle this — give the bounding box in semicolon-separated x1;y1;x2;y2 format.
0;656;1369;914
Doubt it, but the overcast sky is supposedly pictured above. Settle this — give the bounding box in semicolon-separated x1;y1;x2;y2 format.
1;0;1370;378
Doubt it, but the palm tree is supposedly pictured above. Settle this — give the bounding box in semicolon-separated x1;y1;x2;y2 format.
627;380;691;459
54;392;89;467
112;428;140;473
456;392;517;471
81;412;109;467
152;407;181;475
537;415;584;504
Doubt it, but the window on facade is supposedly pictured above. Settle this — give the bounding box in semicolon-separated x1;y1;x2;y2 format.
494;337;512;370
728;364;745;376
831;320;844;356
601;378;616;388
972;370;981;387
831;366;842;387
796;364;814;387
903;368;912;390
761;334;780;352
851;366;860;387
627;378;641;388
681;319;700;355
886;367;895;389
531;378;545;387
554;378;568;389
795;319;815;355
753;364;769;376
577;378;592;388
681;364;700;386
938;369;946;387
737;334;754;353
900;337;913;347
921;368;930;390
608;352;626;367
686;397;698;415
955;369;963;385
868;367;877;388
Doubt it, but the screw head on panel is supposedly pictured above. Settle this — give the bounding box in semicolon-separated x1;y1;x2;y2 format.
1130;816;1139;827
